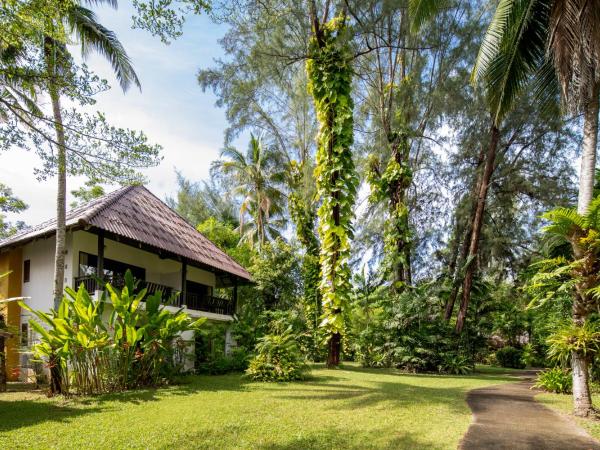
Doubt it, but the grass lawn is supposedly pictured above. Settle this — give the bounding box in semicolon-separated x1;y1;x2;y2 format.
0;364;520;450
536;392;600;441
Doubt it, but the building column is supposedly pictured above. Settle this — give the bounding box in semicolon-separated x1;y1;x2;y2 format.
232;281;238;315
180;261;187;307
96;231;104;297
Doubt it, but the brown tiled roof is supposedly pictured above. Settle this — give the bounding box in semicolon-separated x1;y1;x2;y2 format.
0;186;251;281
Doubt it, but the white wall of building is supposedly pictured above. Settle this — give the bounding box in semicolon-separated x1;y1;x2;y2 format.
19;229;226;340
21;235;59;313
71;230;216;289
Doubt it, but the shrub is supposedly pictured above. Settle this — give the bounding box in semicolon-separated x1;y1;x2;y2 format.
439;353;473;375
535;367;572;394
495;346;525;369
246;327;309;382
196;348;249;375
521;343;547;368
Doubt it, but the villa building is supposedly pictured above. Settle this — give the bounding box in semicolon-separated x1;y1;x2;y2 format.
0;185;251;381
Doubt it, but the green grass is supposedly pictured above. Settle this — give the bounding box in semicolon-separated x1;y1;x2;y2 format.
536;392;600;441
0;364;519;450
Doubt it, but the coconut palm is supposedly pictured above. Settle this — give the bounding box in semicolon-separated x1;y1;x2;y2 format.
473;0;600;417
43;1;140;312
213;134;286;249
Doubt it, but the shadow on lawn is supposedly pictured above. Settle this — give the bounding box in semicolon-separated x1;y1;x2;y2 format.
257;427;445;450
0;399;104;433
271;365;519;414
0;373;253;432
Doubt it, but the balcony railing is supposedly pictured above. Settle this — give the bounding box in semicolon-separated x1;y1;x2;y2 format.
185;292;235;315
73;276;235;316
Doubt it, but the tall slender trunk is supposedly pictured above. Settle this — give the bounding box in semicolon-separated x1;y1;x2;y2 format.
45;38;66;395
456;124;499;333
444;146;485;321
571;83;599;417
45;40;67;309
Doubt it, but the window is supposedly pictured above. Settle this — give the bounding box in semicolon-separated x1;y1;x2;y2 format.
23;259;30;283
21;323;29;347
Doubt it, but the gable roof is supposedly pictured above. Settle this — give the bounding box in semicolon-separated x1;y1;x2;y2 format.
0;185;251;282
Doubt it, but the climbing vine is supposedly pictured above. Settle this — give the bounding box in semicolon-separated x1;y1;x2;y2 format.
367;129;413;288
306;16;358;365
288;160;322;359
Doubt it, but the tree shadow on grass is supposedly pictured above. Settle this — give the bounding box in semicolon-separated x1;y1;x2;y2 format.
257;426;446;450
0;399;104;433
337;363;521;383
274;381;473;414
0;372;254;432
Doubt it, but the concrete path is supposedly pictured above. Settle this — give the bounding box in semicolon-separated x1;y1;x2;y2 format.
460;371;600;450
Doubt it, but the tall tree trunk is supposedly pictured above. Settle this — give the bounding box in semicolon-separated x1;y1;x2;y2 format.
571;83;599;417
45;38;66;395
327;332;341;367
456;124;499;333
445;146;486;321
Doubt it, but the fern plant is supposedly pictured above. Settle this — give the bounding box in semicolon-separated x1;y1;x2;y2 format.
528;198;600;315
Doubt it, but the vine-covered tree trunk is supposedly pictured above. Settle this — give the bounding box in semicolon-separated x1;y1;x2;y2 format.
307;6;357;368
456;124;499;333
571;83;599;417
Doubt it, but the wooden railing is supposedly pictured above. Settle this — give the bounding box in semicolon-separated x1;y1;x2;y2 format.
185;293;235;315
73;276;235;315
73;276;174;300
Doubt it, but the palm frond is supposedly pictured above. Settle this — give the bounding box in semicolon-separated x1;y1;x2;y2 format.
408;0;444;33
67;5;140;92
472;0;551;124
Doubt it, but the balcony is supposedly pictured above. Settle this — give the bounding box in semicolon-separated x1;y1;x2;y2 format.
73;275;235;316
185;292;235;316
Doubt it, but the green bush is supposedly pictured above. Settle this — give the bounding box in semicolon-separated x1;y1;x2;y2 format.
495;346;525;369
534;367;572;394
246;327;309;382
439;353;473;375
196;348;249;375
521;343;547;368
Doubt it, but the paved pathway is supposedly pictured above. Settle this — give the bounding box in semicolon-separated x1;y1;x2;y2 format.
460;371;600;450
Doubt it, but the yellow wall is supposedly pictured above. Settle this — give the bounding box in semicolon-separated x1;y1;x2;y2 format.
0;248;22;381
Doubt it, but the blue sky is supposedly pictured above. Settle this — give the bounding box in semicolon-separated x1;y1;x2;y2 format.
1;4;234;225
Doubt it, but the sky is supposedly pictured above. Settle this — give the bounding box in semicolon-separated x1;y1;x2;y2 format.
1;4;234;226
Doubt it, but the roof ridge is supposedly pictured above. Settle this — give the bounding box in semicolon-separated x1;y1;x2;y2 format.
138;187;249;273
77;185;135;226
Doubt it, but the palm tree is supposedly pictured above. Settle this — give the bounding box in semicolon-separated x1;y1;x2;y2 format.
213;134;286;249
43;1;140;310
473;0;600;417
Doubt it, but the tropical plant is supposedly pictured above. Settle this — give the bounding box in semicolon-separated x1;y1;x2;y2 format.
439;353;472;375
546;321;600;366
535;367;573;394
246;325;309;382
212;134;286;248
20;270;204;395
528;199;600;413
